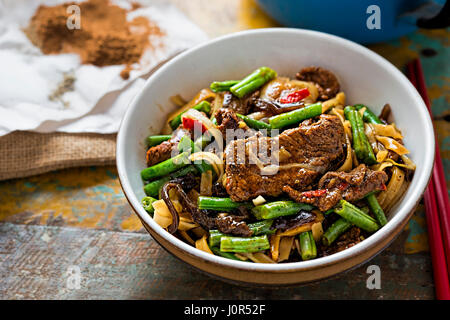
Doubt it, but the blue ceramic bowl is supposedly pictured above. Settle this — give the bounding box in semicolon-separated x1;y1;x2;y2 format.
257;0;447;43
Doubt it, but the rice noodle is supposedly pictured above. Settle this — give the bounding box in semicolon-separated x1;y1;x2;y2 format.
338;134;353;172
322;92;346;113
375;136;409;155
311;222;324;241
330;107;353;172
200;170;213;196
377;167;405;211
167;88;215;124
270;234;281;261
239;252;276;263
372;161;393;172
386;179;409;213
278;236;294;262
152;199;198;231
179;230;195;245
195;235;213;254
376;150;389;163
372;123;403;139
170;94;187;107
365;123;378;154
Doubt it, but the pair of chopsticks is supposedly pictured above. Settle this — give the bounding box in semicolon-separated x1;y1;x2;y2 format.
406;58;450;300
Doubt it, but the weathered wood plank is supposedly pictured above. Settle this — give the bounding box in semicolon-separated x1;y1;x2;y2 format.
0;223;434;300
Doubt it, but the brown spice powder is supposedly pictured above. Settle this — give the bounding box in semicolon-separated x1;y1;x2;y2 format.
25;0;163;79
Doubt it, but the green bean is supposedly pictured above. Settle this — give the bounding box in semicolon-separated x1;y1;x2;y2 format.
230;67;277;98
299;231;317;260
354;104;383;124
344;106;365;160
197;196;252;211
146;135;171;147
354;108;377;165
220;235;270;253
236;113;272;130
142;196;157;215
334;200;379;232
247;219;276;236
208;220;275;247
211;247;242;260
177;135;198;153
143;165;198;197
322;218;353;246
268;103;322;129
366;193;387;226
177;136;212;174
210;80;240;93
251;201;313;220
344;106;377;165
209;230;224;248
169;101;211;130
141;152;190;181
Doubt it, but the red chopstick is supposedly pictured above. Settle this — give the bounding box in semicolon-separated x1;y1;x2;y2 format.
407;58;450;300
413;59;450;264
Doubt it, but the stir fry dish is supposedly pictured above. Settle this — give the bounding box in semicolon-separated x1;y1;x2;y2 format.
140;66;416;263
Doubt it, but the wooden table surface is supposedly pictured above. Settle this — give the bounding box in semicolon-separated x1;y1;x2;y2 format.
0;0;448;300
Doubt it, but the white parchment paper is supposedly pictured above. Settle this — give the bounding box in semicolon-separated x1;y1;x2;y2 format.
0;0;208;135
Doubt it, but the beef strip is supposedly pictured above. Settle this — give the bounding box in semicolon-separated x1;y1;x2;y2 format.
224;114;345;201
296;66;340;101
146;127;191;166
222;90;259;115
191;209;253;237
283;164;388;211
215;215;252;237
214;108;253;142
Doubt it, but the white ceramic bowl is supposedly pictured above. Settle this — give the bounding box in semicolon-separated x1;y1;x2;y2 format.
117;28;434;285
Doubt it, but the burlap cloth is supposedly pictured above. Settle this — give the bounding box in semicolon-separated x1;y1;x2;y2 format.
0;131;116;181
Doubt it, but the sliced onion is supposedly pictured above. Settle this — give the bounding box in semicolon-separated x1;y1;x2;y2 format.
182;109;224;155
189;151;224;182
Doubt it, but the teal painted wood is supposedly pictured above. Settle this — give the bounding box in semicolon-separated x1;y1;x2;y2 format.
0;223;433;299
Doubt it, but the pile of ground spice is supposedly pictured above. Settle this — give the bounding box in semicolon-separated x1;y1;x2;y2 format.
25;0;163;80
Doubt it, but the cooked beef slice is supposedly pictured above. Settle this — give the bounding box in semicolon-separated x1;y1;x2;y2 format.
190;209;252;237
215;215;253;237
283;164;388;211
224;114;345;201
146;127;191;166
222;90;259;115
214;108;249;141
296;66;340;101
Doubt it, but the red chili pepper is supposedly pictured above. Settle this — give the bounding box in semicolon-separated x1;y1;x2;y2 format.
182;117;207;133
380;184;387;191
338;182;349;191
279;88;310;104
303;189;327;198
